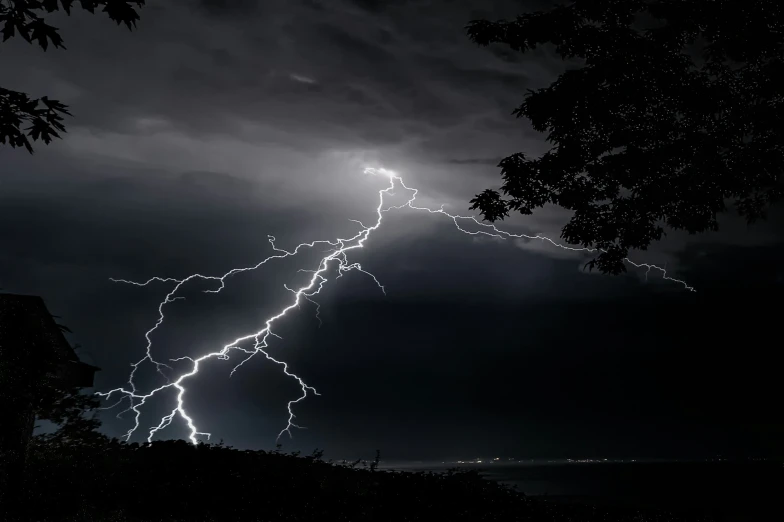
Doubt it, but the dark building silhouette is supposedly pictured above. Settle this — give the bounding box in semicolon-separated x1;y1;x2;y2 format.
0;293;99;510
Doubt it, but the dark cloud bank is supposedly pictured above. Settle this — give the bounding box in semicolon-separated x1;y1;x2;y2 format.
1;0;782;460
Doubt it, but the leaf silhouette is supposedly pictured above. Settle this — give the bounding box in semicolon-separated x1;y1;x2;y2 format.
466;0;784;275
0;1;145;154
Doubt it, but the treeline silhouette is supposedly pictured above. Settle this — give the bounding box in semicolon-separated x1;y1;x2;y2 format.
14;434;718;522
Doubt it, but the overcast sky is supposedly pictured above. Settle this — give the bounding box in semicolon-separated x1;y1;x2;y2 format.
1;0;783;461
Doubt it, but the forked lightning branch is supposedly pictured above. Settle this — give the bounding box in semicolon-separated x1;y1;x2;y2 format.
97;167;694;445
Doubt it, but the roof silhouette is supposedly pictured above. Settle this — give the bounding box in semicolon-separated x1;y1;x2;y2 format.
0;292;99;386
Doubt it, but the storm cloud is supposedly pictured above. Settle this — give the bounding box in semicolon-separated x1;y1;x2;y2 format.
1;0;782;460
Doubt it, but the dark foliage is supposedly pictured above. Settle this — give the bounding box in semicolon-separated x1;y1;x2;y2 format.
0;0;145;153
32;379;105;449
16;437;714;522
466;0;784;274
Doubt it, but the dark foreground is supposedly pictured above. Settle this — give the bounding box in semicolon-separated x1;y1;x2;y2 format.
389;460;784;522
6;439;775;521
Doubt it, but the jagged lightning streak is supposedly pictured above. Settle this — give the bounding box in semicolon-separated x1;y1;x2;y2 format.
97;167;693;446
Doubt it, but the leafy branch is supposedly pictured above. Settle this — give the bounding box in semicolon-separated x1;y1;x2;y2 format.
0;0;145;153
466;0;784;275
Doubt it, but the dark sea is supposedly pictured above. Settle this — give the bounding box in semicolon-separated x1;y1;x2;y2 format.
381;460;784;521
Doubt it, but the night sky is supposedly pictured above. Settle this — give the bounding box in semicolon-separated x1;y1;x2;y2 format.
1;0;783;462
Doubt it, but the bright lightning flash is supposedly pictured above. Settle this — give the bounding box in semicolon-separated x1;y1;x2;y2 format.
97;167;693;446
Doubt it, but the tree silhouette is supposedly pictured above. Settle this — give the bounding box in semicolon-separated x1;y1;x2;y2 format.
0;1;145;153
466;0;783;274
33;373;106;450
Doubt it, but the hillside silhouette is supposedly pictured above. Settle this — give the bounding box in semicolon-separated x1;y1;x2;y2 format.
13;435;724;522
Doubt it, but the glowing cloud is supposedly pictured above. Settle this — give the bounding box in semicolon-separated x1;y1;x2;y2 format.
97;167;693;446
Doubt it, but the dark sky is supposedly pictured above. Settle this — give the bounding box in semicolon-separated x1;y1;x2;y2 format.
1;0;782;461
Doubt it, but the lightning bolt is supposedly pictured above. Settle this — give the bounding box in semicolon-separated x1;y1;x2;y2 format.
97;167;693;446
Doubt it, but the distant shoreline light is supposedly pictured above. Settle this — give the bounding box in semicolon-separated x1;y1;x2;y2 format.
382;456;768;468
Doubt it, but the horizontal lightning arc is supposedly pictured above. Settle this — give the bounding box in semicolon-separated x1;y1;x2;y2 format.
97;167;694;446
